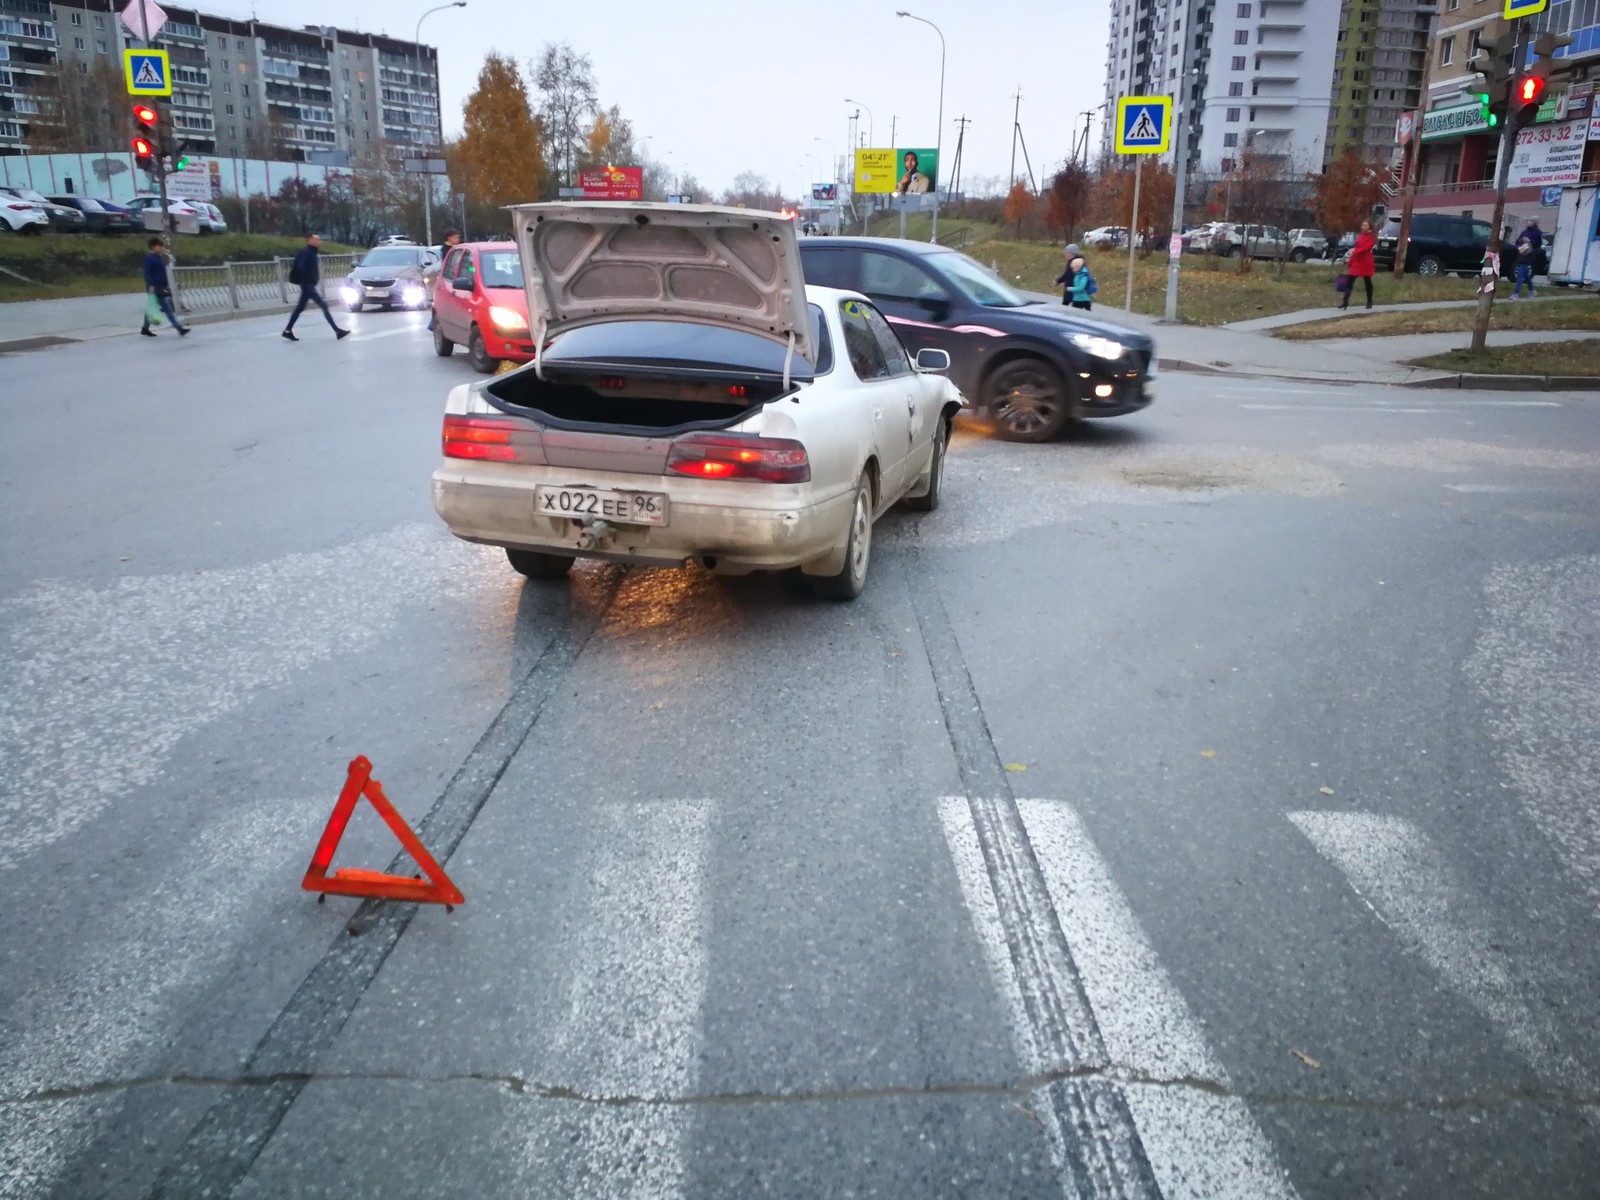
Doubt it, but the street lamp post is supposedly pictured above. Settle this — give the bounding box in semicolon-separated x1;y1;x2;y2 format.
895;10;945;242
844;98;874;148
413;1;466;247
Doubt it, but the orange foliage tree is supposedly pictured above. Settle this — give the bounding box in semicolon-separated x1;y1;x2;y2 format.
1310;148;1388;236
1003;182;1037;237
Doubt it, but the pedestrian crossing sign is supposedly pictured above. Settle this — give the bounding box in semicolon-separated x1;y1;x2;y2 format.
124;48;171;97
1503;0;1546;17
1116;95;1172;155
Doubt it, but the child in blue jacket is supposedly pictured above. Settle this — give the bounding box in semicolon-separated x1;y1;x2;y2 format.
1067;255;1098;310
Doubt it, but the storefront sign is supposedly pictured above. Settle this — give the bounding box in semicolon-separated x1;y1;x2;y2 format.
1421;101;1490;141
1509;116;1587;187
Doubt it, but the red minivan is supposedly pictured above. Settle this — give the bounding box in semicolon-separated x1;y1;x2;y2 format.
431;241;535;373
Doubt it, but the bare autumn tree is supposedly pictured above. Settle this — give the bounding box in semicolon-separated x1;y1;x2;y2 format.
1310;148;1388;239
1002;182;1036;238
26;59;132;152
532;42;598;188
1043;162;1090;240
453;51;544;209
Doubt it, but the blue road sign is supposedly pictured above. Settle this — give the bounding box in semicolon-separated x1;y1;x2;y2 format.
124;49;171;96
1115;96;1171;155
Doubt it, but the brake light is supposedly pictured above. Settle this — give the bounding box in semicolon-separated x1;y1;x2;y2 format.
442;414;520;461
666;434;810;483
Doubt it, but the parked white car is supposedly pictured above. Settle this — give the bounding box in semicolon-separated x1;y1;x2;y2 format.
197;201;228;233
1082;226;1128;249
125;195;207;230
0;194;49;233
431;202;964;600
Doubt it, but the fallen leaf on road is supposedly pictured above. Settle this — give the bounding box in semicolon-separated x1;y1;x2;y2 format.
1201;750;1217;758
1319;787;1335;795
1292;1049;1321;1070
1013;1104;1045;1129
1005;763;1027;773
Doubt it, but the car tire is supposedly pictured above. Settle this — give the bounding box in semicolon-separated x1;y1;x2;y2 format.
505;548;574;579
347;297;364;313
905;417;947;513
433;322;454;357
468;325;499;374
985;357;1073;443
813;472;874;601
1227;246;1243;258
1416;255;1442;276
1290;249;1309;263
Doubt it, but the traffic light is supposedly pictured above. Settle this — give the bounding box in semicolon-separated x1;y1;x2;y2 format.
132;102;159;169
1514;68;1548;123
1474;92;1500;129
172;141;192;172
1468;29;1516;115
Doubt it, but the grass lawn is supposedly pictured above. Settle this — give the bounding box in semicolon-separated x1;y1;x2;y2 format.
1277;300;1600;341
958;238;1485;326
0;232;362;302
1409;338;1600;376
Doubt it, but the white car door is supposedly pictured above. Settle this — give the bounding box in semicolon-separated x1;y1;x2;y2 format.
836;297;914;501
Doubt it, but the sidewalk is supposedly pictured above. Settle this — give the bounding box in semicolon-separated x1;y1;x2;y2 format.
1304;327;1600;365
0;290;290;352
1224;291;1591;333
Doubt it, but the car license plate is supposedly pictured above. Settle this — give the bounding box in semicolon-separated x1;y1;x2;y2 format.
535;487;668;526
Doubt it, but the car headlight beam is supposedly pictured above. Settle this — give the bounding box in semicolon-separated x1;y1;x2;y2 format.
488;305;528;332
1069;332;1128;361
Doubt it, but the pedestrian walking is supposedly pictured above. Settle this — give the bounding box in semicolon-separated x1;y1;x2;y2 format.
139;237;189;338
282;232;350;342
1518;218;1543;252
1054;243;1082;305
1066;255;1098;310
1511;237;1538;300
427;229;460;331
1339;219;1376;311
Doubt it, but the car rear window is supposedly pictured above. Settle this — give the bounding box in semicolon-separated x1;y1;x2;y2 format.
544;305;833;377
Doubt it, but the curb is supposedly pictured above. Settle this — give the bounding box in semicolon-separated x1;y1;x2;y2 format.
1401;372;1600;391
0;301;292;354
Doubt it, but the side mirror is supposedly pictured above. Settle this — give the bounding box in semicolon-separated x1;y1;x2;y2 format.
914;348;951;373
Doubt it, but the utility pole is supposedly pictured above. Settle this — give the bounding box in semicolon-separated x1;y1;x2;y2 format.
1391;4;1439;279
1163;0;1196;324
1008;87;1022;189
949;116;970;198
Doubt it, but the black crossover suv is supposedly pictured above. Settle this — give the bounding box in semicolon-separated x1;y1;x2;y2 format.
799;237;1155;442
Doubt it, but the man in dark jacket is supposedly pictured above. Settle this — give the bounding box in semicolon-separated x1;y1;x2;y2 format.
139;237;189;337
427;229;460;331
282;232;350;342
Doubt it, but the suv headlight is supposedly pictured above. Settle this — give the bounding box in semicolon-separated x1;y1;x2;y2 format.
1069;333;1127;361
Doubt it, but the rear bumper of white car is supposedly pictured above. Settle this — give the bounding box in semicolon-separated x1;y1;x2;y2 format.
432;461;856;575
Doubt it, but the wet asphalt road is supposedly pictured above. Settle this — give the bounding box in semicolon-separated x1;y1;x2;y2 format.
2;308;1598;1199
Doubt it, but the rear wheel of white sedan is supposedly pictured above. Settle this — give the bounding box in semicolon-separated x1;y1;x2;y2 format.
505;548;574;579
813;473;873;601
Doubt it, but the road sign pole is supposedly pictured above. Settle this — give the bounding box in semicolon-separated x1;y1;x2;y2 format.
1164;0;1195;323
1126;155;1143;314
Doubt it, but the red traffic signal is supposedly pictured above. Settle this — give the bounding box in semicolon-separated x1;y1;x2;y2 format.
132;135;154;157
132;103;158;126
1517;75;1545;106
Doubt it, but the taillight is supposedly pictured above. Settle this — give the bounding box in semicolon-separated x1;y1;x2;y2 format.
666;434;810;483
442;414;520;461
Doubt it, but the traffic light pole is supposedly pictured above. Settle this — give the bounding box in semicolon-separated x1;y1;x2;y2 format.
1470;21;1529;354
1392;7;1439;280
155;111;171;236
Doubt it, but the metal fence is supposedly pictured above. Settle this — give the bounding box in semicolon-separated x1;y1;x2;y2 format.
171;253;358;315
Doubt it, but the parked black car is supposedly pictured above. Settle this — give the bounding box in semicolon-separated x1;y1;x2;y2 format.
1372;213;1540;278
47;195;133;235
798;237;1154;442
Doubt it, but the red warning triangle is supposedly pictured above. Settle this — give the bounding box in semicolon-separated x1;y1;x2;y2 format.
301;756;464;907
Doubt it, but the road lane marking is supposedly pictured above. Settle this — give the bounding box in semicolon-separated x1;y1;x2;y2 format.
346;327;419;342
1289;811;1594;1098
517;800;710;1198
1238;404;1441;414
940;797;1299;1200
1444;483;1523;493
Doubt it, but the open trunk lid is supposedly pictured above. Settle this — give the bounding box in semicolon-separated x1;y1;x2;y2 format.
509;202;812;367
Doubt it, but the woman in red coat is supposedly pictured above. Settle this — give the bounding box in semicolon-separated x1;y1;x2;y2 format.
1341;219;1377;310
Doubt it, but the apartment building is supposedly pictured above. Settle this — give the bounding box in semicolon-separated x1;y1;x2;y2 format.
1103;0;1340;174
1325;0;1434;164
0;0;443;163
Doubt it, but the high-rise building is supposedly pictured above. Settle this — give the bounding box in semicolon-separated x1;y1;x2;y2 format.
1325;1;1435;165
1104;0;1341;175
1;0;444;164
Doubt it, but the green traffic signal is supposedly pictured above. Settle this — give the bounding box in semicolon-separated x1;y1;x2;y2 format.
174;153;191;171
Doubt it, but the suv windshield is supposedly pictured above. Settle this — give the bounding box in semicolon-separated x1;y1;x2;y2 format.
360;248;424;267
930;251;1028;307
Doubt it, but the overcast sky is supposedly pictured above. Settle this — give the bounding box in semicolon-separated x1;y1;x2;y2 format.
205;0;1112;196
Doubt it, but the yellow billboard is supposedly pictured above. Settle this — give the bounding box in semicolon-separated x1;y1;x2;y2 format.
854;149;897;194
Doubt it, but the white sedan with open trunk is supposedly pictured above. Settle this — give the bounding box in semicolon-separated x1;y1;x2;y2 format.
431;202;964;600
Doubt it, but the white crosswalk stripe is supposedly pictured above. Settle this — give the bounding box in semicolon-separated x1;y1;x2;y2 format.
940;796;1300;1200
1289;811;1596;1101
